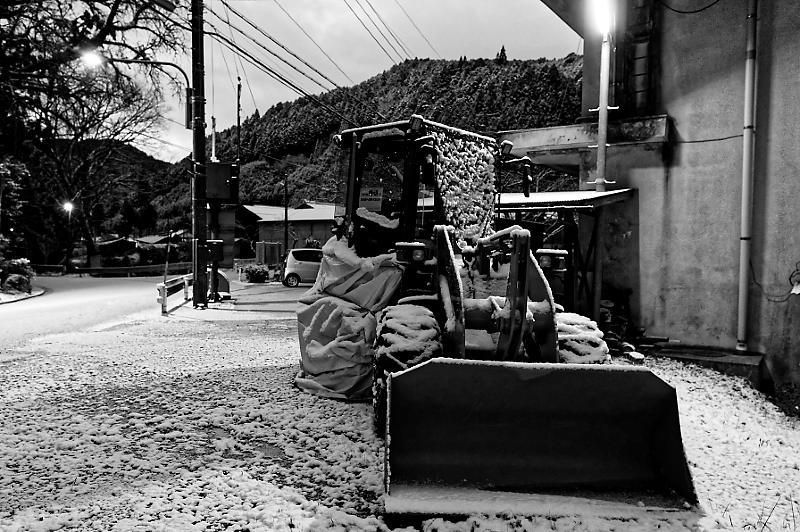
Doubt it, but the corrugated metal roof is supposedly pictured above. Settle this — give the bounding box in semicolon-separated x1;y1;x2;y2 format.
242;205;285;219
245;203;338;223
498;189;634;210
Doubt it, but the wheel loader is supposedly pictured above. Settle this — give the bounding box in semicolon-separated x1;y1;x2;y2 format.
334;116;697;522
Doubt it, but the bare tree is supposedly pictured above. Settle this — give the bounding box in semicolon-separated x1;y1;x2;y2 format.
1;0;188;262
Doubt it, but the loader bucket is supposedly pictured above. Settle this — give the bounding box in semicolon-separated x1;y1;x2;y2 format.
384;358;697;520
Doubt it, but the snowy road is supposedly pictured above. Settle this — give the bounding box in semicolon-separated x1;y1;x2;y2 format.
0;312;798;531
0;275;160;354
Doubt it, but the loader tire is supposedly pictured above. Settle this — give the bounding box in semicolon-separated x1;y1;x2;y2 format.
372;304;442;437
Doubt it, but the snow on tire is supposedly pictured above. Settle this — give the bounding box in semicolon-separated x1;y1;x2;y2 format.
372;304;442;436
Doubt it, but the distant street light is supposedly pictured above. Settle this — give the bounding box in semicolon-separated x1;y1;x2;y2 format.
62;201;75;271
63;201;74;221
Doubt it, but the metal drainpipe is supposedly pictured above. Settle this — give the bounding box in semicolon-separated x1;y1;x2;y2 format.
736;0;758;351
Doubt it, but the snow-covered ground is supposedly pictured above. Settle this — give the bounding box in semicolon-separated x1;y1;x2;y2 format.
1;315;798;531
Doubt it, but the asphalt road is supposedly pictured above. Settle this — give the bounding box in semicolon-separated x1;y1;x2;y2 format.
0;275;164;353
0;275;306;355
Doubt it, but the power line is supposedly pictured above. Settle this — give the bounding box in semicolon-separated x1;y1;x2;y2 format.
221;3;259;112
363;0;413;58
217;34;238;92
137;131;192;151
208;8;333;93
219;0;344;91
393;0;441;58
353;0;405;62
209;7;386;121
158;9;380;124
341;0;397;64
272;0;355;85
205;30;360;126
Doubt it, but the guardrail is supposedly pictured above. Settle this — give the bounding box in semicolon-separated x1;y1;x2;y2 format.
74;262;192;277
31;264;67;275
156;273;193;315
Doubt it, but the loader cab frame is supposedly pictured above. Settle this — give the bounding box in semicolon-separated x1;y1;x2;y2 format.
340;119;445;262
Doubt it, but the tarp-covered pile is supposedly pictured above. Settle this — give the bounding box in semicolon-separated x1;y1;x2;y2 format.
293;237;400;400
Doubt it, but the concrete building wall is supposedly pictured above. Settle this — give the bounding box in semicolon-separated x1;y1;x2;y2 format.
583;1;800;382
258;221;332;248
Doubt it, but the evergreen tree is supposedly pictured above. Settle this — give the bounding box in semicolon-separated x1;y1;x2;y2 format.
495;46;508;65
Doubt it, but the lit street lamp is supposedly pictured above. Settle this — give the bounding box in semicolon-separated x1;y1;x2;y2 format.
80;50;193;130
588;0;616;192
79;43;208;307
62;201;75;271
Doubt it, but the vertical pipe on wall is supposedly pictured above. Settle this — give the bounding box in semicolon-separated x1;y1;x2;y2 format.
736;0;758;350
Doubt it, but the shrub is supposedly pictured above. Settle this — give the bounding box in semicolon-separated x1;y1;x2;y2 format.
2;273;31;294
0;257;35;293
242;264;272;283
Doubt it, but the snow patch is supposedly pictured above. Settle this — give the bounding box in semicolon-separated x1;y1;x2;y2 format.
356;207;400;229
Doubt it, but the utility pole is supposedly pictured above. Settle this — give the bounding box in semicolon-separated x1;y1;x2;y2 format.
237;76;242;164
283;174;289;255
191;0;208;307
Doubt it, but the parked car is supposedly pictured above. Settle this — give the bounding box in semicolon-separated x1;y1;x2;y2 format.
282;248;323;287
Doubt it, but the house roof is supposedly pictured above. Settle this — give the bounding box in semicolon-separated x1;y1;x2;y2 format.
244;203;340;223
242;205;286;220
136;235;171;245
497;189;634;211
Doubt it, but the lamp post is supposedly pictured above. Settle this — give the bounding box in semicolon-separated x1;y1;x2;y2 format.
80;51;192;130
62;201;74;271
81;44;207;306
589;0;615;192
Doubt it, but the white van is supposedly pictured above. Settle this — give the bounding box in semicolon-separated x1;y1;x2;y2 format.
282;248;323;287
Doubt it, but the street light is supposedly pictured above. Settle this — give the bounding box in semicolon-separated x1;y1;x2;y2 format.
587;0;616;193
79;50;193;130
62;201;75;271
62;201;74;221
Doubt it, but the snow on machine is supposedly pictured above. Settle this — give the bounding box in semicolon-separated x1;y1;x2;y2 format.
298;116;698;523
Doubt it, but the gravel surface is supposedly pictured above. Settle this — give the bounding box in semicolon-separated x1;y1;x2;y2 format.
0;315;798;531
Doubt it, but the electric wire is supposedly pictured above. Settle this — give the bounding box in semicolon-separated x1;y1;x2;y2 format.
341;0;397;64
221;2;259;112
272;0;355;85
363;0;413;58
750;260;800;304
657;0;723;14
157;7;383;122
206;15;386;121
219;0;346;91
392;0;441;58
205;30;360;127
137;130;192;151
205;23;318;97
208;7;333;93
151;9;365;134
676;133;743;144
353;0;405;61
210;6;386;121
217;34;239;92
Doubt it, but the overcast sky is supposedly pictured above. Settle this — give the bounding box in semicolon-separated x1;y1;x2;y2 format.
142;0;581;162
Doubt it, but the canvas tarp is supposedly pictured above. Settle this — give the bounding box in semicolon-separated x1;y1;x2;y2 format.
294;238;401;400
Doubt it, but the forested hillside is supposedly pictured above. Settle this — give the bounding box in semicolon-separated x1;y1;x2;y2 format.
154;54;583;222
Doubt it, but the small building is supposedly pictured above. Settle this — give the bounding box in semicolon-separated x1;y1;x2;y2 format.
504;0;800;385
242;201;339;250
